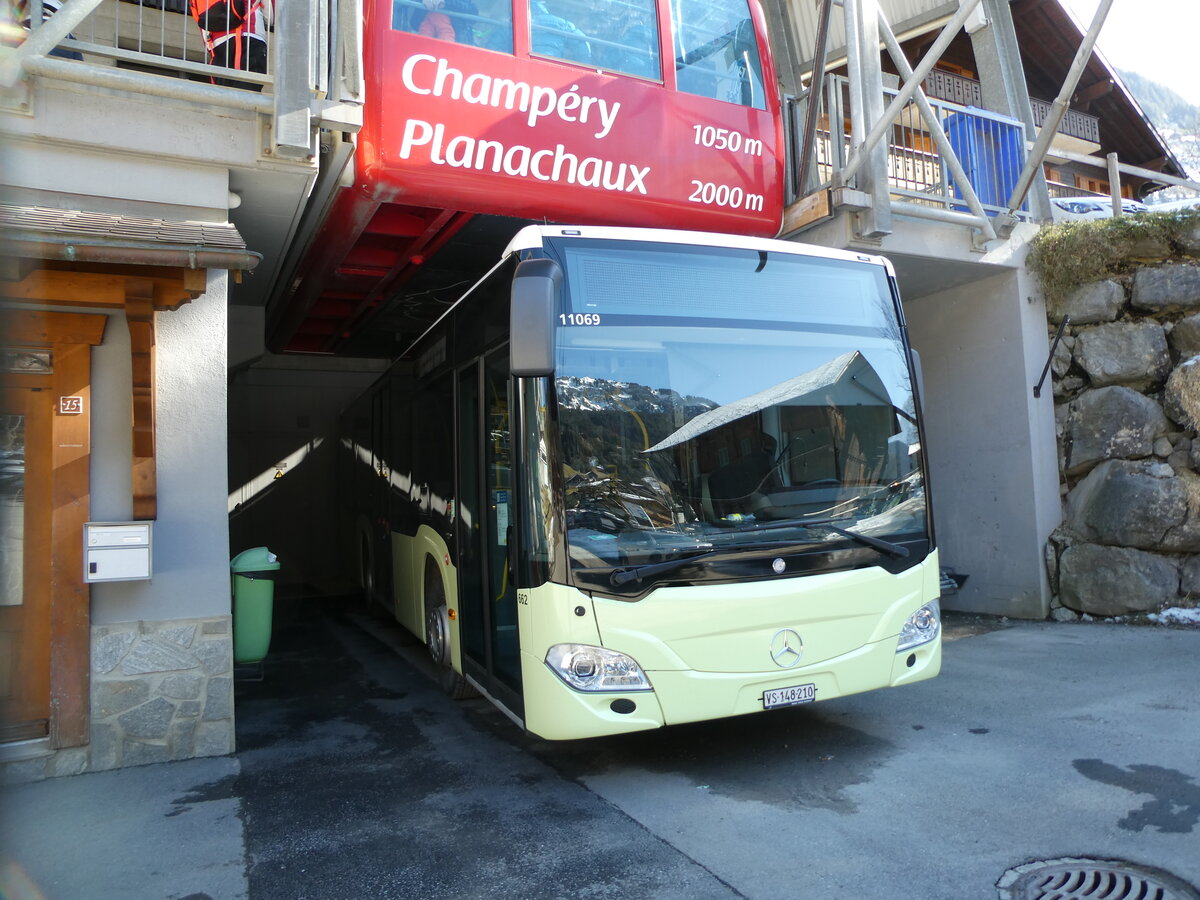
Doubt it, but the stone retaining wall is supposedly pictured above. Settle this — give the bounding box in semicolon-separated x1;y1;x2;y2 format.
1046;241;1200;619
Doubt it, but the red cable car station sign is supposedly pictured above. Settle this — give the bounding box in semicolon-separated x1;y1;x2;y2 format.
358;0;784;237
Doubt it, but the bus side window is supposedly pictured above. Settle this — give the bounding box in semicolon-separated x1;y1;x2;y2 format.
672;0;765;109
392;0;514;52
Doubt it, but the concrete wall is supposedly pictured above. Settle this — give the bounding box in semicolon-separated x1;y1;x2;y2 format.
904;256;1060;617
0;65;315;780
227;357;387;595
91;272;231;625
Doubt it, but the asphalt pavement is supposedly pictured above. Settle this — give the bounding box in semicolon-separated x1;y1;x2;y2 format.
2;600;1198;900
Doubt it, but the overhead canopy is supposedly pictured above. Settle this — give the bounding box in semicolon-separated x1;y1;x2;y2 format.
0;204;261;275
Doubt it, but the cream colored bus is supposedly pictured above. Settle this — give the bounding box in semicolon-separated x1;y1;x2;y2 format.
341;225;941;740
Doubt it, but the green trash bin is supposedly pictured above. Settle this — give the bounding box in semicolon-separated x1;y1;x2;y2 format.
231;547;280;664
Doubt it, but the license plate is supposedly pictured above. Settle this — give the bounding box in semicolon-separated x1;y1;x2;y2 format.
763;682;816;710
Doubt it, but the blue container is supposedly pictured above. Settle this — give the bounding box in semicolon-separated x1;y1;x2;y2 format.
944;111;1024;212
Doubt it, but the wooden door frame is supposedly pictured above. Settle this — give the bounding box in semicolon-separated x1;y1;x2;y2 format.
2;309;106;748
3;257;205;747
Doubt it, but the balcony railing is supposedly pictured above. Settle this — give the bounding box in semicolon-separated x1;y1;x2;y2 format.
9;0;272;88
922;68;1101;145
923;68;981;108
4;0;361;159
5;0;362;108
1029;97;1101;145
804;75;1030;219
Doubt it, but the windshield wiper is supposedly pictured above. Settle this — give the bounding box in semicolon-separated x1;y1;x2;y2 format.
821;523;909;559
608;541;817;587
727;516;911;559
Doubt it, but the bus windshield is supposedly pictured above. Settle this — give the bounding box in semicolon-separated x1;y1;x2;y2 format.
548;238;926;586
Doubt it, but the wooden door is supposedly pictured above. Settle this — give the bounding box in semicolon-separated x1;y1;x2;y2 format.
0;386;53;741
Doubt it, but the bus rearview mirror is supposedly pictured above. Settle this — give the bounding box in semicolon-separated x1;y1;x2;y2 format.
510;258;561;377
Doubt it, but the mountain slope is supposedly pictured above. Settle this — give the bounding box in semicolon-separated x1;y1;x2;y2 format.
1119;69;1200;199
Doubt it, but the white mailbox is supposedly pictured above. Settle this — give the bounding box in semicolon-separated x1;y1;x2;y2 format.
84;522;153;582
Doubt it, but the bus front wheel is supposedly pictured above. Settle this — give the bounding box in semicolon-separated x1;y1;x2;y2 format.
424;564;476;700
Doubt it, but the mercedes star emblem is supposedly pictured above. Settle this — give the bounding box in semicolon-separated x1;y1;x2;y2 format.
770;629;804;668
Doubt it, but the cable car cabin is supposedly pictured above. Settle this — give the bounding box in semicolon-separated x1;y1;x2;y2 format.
364;0;783;230
270;0;784;354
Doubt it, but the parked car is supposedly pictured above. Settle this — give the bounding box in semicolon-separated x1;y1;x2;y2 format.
1050;196;1149;221
1144;196;1200;213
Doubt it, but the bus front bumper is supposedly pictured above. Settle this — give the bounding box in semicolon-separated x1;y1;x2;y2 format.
520;631;941;741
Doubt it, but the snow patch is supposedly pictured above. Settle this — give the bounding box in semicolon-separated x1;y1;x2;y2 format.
1148;607;1200;626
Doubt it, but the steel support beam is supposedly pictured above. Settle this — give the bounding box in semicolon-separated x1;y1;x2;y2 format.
1005;0;1115;213
841;0;892;237
891;200;995;230
19;55;274;113
274;0;315;159
795;0;835;198
974;0;1053;221
877;13;996;242
839;0;983;187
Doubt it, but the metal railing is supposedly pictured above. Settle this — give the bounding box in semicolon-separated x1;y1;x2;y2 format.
14;0;271;88
804;75;1030;219
7;0;351;101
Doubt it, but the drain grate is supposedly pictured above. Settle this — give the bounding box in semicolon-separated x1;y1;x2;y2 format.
998;858;1200;900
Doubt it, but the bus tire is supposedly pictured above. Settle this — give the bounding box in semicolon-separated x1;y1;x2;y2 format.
424;561;477;700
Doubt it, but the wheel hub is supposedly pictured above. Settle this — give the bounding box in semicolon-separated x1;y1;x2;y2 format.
426;604;450;667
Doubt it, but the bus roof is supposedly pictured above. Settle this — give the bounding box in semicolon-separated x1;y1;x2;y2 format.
503;224;897;275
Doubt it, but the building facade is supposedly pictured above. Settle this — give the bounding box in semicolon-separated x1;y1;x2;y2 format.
0;0;1188;777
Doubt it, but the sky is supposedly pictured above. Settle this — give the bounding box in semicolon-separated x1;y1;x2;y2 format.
1058;0;1200;109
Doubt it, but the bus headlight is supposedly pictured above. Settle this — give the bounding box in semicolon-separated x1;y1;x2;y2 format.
897;600;940;652
545;644;653;692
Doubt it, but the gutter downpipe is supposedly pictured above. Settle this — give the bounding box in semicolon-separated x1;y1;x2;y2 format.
877;11;996;242
839;0;983;187
6;238;263;272
1003;0;1114;213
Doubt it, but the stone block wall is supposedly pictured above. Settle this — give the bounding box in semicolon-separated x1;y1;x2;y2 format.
1046;244;1200;619
1;615;235;783
90;617;236;770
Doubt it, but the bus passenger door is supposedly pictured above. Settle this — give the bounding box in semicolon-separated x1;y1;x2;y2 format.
456;348;522;716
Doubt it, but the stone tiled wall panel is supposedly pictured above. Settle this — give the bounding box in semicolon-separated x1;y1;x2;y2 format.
89;616;235;772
